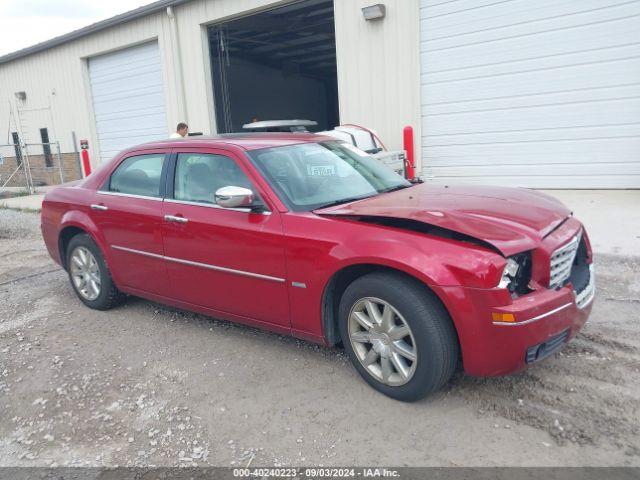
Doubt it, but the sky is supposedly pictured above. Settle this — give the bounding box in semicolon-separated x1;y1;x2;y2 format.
0;0;155;56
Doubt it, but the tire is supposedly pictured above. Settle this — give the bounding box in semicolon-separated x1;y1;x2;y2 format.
338;272;459;402
66;233;124;310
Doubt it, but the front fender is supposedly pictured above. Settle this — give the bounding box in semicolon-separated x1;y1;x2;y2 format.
325;235;505;289
284;213;506;340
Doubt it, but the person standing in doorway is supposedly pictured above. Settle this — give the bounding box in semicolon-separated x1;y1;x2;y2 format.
170;123;189;138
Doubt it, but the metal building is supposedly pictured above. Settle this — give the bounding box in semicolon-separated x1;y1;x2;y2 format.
0;0;638;189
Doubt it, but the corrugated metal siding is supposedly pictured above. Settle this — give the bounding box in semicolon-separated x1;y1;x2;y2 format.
0;0;284;165
0;11;168;163
88;42;168;163
174;0;287;140
0;0;423;166
420;0;640;188
334;0;422;153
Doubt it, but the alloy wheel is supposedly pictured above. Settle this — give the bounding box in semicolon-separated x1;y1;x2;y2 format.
348;297;418;386
70;246;101;301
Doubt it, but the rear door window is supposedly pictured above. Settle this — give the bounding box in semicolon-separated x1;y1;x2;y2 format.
109;154;165;198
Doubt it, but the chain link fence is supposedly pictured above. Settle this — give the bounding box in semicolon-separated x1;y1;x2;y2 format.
0;141;69;195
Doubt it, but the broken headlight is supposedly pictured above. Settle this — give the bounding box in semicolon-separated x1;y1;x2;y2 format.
498;252;532;297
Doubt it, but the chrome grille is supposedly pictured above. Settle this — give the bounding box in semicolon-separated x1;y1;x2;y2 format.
549;232;581;290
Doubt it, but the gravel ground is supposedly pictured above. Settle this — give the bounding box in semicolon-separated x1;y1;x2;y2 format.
0;209;639;467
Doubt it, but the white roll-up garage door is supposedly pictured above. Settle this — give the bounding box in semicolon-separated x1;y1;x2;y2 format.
88;42;168;164
419;0;640;188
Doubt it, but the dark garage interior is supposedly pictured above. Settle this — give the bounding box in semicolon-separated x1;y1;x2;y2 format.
208;0;339;133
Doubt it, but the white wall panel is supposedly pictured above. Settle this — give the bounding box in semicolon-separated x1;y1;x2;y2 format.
420;0;640;188
334;0;422;154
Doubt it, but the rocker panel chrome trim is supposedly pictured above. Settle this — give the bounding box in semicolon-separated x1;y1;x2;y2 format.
111;245;285;283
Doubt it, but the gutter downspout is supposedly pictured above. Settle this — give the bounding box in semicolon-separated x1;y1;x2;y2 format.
167;6;188;124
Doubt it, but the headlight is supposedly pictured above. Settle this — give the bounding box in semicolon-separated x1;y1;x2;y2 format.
498;258;520;289
497;253;532;296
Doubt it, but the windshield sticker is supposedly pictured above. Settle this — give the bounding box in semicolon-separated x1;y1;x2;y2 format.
307;165;336;176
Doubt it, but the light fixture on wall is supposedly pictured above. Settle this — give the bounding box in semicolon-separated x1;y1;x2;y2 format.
362;4;386;21
14;91;26;101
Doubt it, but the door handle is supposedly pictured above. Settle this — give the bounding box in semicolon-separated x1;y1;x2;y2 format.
164;214;188;224
90;204;108;211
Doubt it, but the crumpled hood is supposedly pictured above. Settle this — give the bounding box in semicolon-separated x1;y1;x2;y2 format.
314;184;571;256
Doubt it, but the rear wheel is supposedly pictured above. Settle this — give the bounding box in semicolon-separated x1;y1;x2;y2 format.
66;233;123;310
338;272;459;401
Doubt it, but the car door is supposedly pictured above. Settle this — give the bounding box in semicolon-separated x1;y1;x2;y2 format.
161;148;289;328
91;149;169;296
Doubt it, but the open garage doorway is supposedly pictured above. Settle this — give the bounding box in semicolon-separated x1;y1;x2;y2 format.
208;0;339;133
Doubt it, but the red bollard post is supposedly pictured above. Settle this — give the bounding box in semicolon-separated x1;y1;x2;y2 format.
403;126;415;180
80;139;92;177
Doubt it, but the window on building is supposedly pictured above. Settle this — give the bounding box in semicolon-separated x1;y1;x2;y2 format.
11;132;22;166
40;128;53;167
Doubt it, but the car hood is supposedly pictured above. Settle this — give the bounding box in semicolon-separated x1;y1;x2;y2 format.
314;184;571;256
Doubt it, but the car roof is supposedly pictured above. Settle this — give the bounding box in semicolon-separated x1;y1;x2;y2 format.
133;132;337;152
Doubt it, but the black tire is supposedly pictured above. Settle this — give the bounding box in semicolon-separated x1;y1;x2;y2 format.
338;272;459;402
66;233;124;310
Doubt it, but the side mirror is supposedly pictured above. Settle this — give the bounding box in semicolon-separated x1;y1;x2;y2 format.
215;186;255;209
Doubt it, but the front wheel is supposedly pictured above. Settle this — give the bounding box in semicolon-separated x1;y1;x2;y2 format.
338;272;459;401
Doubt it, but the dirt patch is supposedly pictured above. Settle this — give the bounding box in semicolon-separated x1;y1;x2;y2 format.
453;255;640;456
1;210;639;467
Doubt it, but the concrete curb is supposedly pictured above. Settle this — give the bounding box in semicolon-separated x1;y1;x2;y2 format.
0;194;45;212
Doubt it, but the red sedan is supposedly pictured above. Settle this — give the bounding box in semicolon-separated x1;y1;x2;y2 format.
41;134;594;401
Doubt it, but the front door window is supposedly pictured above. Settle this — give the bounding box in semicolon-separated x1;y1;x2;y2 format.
173;153;255;204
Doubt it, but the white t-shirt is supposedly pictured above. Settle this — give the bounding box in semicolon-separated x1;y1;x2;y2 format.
170;132;184;139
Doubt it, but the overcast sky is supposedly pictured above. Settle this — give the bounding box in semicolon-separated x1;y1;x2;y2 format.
0;0;154;56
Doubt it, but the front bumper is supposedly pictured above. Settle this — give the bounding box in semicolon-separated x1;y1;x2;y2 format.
435;266;594;377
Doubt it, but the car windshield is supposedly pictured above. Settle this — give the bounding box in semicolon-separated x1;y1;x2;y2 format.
247;141;410;211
